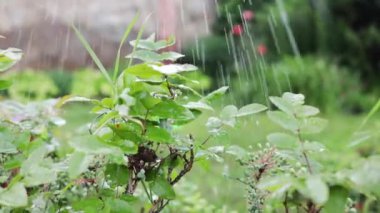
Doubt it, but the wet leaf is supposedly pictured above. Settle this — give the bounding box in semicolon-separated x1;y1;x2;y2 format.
105;164;130;186
305;176;329;205
68;151;93;179
0;183;28;207
267;111;298;132
237;103;267;117
150;177;176;199
267;132;298;149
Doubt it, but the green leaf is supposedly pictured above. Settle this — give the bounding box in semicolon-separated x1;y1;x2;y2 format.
145;125;173;143
72;197;104;212
92;111;119;135
299;117;328;134
0;80;12;90
267;132;298;149
269;96;294;115
160;51;185;61
225;145;247;159
206;116;223;134
71;135;122;155
302;141;326;152
125;63;161;78
109;122;143;143
130;34;175;51
126;50;184;63
106;198;134;213
105;164;130;186
202;86;229;102
183;101;213;111
68;151;93;179
324;186;349;213
295;105;320;117
0;183;28;207
55;95;93;108
237;103;267;117
150;177;176;199
305;176;329;205
257;176;294;199
0;48;22;72
149;64;197;75
282;92;305;106
349;156;380;197
220;105;238;127
267;111;298;132
111;140;138;154
0;140;17;154
150;100;194;121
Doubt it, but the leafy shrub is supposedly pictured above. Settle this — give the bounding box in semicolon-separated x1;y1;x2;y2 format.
49;70;73;97
3;70;58;101
0;29;267;212
242;92;380;212
71;68;113;98
231;56;373;113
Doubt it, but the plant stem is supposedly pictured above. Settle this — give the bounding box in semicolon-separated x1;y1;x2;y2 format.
297;129;313;174
142;180;153;204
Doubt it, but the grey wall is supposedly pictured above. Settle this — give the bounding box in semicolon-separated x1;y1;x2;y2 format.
0;0;215;69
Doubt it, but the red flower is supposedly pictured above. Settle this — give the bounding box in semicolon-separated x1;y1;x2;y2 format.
257;44;268;56
231;24;244;36
242;10;255;21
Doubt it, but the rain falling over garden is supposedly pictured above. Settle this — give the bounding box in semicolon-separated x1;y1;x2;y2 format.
0;0;380;212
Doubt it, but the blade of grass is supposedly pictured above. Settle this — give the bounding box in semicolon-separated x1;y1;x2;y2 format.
72;25;113;85
359;98;380;129
349;98;380;147
112;13;140;82
118;14;152;86
126;14;152;69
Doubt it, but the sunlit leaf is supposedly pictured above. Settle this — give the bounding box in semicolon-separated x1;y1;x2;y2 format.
149;64;197;75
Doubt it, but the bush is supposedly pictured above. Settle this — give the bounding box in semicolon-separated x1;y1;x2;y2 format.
3;70;58;101
231;56;374;113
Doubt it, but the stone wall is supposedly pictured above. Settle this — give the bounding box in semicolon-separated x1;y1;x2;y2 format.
0;0;215;69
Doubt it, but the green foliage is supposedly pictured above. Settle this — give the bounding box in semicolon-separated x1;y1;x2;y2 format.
71;68;113;97
3;70;58;101
0;48;22;90
242;92;380;212
232;56;375;112
0;32;266;212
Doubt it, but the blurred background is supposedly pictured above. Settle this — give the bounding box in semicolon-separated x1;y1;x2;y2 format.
1;0;379;211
